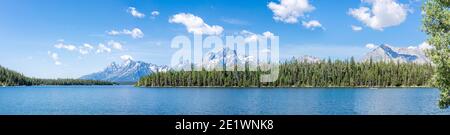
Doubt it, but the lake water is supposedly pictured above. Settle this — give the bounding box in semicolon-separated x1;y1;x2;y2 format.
0;86;449;115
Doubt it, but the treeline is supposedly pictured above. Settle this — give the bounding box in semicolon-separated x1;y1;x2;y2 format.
0;65;115;86
136;58;434;87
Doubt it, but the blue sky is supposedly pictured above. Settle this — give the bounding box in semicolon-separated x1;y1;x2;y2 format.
0;0;428;78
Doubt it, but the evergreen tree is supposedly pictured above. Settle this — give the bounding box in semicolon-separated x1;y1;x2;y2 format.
136;59;434;88
1;65;114;86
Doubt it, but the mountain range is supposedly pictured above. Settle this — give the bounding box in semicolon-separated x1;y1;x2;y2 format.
172;48;254;70
80;44;431;83
171;48;322;70
80;60;169;83
362;44;431;64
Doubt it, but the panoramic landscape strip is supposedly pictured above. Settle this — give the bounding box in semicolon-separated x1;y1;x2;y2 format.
0;0;448;111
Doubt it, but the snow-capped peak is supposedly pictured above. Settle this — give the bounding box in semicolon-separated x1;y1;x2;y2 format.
80;59;169;82
363;44;430;64
172;47;254;70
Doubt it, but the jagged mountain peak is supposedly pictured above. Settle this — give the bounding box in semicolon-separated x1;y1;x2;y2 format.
296;55;322;63
80;60;169;83
363;44;430;64
172;47;254;70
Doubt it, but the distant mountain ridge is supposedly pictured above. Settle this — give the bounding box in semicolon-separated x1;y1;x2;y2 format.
172;48;325;70
363;44;431;64
172;47;255;70
81;45;431;83
80;60;169;82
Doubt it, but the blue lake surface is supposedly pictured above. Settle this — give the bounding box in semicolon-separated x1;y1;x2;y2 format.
0;86;449;115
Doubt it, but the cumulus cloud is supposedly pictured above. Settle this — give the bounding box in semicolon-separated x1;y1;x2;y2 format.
120;55;133;61
78;43;94;55
47;51;61;65
83;43;94;49
53;40;124;55
55;41;97;55
108;30;120;35
127;7;145;18
107;40;123;50
366;43;377;49
348;0;409;30
240;30;259;43
54;43;77;51
260;49;271;54
221;18;248;25
240;30;276;43
301;20;324;30
169;13;224;35
96;43;112;53
406;42;434;50
407;46;417;49
418;42;433;50
108;28;144;39
351;25;363;31
262;31;275;38
267;0;315;24
151;11;160;17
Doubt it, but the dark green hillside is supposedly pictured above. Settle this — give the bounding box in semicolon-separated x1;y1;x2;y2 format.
0;65;114;86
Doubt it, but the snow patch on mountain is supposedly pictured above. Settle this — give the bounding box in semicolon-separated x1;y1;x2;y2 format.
363;44;431;64
172;47;256;70
80;60;169;82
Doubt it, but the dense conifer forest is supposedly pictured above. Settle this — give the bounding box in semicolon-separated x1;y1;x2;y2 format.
136;58;434;87
0;65;114;86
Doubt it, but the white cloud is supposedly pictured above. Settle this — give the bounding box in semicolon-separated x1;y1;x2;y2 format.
240;30;259;43
301;20;323;30
78;43;94;55
107;40;123;50
124;28;144;39
79;50;89;55
108;30;120;35
262;31;275;38
351;25;363;31
406;42;433;50
83;43;94;49
47;51;61;65
127;7;145;18
261;49;271;54
96;43;112;53
55;41;97;55
54;43;77;51
107;28;144;39
53;40;124;55
169;13;224;35
240;30;276;43
407;46;417;49
151;11;160;16
221;18;248;25
366;43;377;49
120;55;133;61
348;0;409;30
267;0;315;24
418;42;433;50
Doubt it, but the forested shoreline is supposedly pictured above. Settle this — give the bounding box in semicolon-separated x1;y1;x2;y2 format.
0;65;115;86
136;58;434;88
